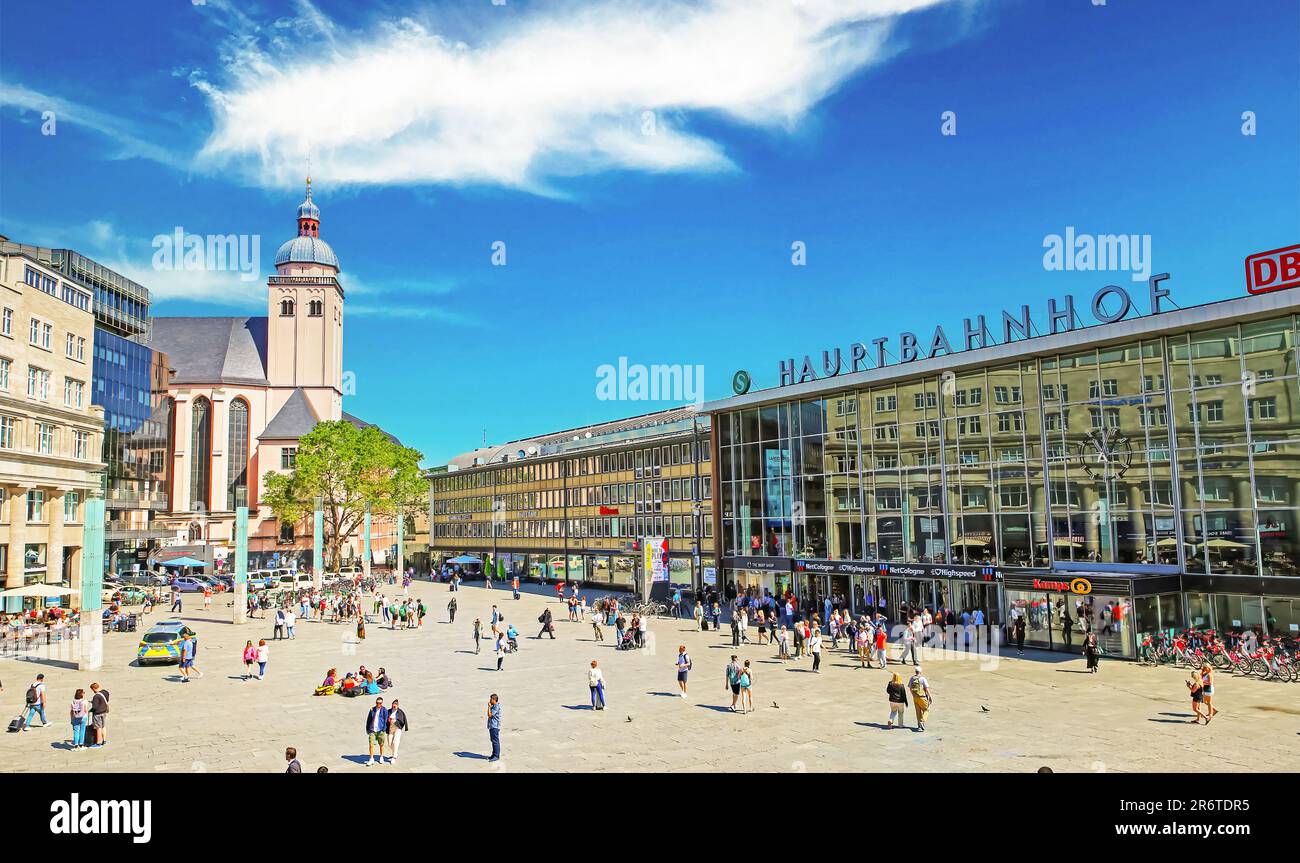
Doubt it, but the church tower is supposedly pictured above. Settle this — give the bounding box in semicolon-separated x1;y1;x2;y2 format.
266;177;344;422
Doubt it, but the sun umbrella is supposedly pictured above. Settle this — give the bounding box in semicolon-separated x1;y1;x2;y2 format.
1204;538;1248;549
447;555;482;564
159;556;206;567
0;583;79;598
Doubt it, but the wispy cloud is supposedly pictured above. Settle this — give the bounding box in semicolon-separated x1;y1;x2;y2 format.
192;0;952;192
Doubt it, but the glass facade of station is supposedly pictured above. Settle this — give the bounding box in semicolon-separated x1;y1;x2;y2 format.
714;311;1300;650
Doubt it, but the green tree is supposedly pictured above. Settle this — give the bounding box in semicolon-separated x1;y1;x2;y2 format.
261;420;425;571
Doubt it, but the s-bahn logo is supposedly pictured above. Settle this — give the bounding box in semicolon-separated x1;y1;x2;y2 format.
1245;244;1300;295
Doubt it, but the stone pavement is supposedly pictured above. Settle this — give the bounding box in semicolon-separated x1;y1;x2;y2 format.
0;580;1296;773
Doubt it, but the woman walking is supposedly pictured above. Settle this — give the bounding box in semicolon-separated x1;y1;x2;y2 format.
255;639;269;680
386;699;408;763
886;672;909;729
588;660;605;710
1186;668;1206;723
495;630;506;671
241;640;257;680
69;688;89;750
1200;663;1219;723
738;660;754;713
809;627;823;672
756;609;767;645
473;617;482;654
1083;632;1100;673
856;623;871;669
777;625;790;663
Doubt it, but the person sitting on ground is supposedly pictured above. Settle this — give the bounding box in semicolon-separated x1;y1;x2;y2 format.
338;673;360;696
361;672;381;696
314;668;338;696
376;668;393;690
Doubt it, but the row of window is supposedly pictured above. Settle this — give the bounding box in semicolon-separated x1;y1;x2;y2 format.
0;415;92;458
22;266;91;313
279;298;326;317
433;439;711;492
435;475;714;515
434;514;715;541
0;487;82;523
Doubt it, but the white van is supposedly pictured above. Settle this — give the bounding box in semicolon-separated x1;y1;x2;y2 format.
275;570;313;588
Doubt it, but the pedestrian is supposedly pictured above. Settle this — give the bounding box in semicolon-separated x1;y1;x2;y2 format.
693;602;704;632
170;587;182;613
285;747;302;773
886;672;909;729
856;622;871;668
1200;663;1219;723
365;696;388;766
730;614;740;647
675;644;692;699
178;632;196;683
285;607;296;639
495;630;505;671
537;607;555;640
387;698;408;763
809;627;823;673
897;618;919;665
588;660;605;710
486;694;502;762
203;585;212;610
448;597;457;623
255;638;269;680
777;625;790;662
592;613;604;642
1014;614;1026;656
22;673;48;729
874;619;889;668
88;683;109;747
908;666;932;731
1083;632;1100;673
725;654;741;712
1186;669;1206;723
69;688;89;750
512;575;520;600
738;660;754;713
274;607;285;640
473;617;482;654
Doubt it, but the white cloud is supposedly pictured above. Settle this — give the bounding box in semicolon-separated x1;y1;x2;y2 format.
195;0;952;191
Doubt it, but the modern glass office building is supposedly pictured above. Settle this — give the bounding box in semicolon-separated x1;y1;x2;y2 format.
704;285;1300;658
429;407;715;593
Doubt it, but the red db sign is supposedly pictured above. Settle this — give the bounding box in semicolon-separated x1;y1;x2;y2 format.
1245;244;1300;295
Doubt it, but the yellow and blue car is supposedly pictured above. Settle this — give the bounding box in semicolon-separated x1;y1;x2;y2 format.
137;621;197;665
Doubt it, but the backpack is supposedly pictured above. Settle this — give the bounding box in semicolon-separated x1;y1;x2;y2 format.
25;685;38;705
909;676;928;700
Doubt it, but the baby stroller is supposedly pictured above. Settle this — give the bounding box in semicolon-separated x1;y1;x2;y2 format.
615;629;635;651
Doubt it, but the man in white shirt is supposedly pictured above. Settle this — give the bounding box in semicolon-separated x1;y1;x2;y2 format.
284;607;296;639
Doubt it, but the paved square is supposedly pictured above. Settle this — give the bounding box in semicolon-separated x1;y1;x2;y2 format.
1;581;1297;773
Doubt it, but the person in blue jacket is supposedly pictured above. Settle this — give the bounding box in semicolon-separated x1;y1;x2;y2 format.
365;697;389;766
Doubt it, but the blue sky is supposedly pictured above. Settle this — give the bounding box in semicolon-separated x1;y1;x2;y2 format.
1;0;1296;465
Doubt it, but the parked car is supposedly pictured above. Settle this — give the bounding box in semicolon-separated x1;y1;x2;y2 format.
172;576;207;592
274;571;313;588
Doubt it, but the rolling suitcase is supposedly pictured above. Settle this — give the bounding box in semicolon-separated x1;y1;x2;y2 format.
7;715;25;733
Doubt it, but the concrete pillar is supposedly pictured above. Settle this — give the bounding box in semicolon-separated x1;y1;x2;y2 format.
47;488;65;589
7;483;31;590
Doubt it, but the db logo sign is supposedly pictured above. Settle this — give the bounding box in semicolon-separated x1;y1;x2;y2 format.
1245;244;1300;295
1069;577;1093;595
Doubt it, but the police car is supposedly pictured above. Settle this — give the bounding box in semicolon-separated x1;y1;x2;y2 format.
137;620;197;665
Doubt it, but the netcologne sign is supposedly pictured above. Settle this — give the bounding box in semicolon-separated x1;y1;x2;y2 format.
777;275;1173;387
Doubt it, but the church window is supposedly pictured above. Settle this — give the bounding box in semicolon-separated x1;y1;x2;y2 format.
226;398;249;510
190;397;212;510
280;299;295;316
308;299;324;317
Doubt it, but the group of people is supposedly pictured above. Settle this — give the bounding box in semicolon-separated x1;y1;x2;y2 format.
10;673;110;750
314;665;394;698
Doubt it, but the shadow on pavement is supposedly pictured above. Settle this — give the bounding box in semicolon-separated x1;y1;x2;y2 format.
453;751;490;760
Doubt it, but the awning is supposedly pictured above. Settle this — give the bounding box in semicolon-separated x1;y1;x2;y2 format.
447;555;482;564
159;556;206;567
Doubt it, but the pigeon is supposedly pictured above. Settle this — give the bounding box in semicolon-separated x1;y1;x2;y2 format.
626;716;633;722
981;705;990;712
771;701;780;709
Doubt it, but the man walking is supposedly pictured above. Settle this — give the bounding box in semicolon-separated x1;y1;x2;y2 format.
273;607;286;640
473;617;482;654
486;694;501;762
537;607;555;640
448;596;457;623
285;747;302;773
908;666;933;731
169;585;182;613
22;673;48;728
725;655;742;712
178;632;196;683
675;645;692;699
89;683;109;747
365;697;389;766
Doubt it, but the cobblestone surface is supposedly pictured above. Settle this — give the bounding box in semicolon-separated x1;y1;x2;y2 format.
1;581;1296;773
